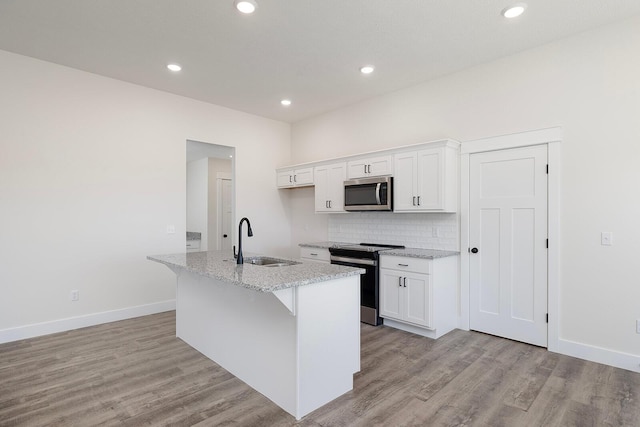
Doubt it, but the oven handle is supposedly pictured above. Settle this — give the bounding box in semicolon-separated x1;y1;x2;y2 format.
375;183;381;205
330;255;377;266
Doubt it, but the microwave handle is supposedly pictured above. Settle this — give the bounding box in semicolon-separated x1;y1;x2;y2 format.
375;183;381;205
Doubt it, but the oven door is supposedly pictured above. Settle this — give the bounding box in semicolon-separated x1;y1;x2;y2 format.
330;255;381;325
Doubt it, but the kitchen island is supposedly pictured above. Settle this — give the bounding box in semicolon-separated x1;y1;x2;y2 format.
147;251;364;420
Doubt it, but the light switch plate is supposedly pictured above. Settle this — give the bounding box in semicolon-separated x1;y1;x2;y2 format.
167;225;176;234
601;232;612;246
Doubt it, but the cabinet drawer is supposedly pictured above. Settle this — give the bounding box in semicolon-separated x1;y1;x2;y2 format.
300;247;330;263
380;255;430;274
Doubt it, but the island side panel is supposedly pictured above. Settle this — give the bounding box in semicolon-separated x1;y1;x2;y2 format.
175;270;298;417
296;275;361;418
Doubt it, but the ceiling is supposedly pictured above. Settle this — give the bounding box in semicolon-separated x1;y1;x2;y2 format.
1;1;639;123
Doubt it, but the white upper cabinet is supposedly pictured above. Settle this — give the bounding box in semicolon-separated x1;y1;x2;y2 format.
347;155;393;179
277;167;314;188
314;162;346;212
276;139;459;213
393;143;459;212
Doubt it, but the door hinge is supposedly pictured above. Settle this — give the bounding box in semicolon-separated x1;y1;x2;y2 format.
546;164;549;174
546;313;549;323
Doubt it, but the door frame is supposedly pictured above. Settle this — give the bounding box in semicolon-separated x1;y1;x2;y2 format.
460;127;561;352
216;172;233;250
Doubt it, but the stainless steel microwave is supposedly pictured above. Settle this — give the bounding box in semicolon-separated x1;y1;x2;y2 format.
344;176;393;211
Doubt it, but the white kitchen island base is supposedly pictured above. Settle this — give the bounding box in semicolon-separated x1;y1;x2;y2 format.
174;269;360;420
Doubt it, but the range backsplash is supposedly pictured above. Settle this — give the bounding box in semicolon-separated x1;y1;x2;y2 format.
327;212;458;251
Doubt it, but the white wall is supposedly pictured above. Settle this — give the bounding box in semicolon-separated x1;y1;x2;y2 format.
0;50;291;338
290;17;640;360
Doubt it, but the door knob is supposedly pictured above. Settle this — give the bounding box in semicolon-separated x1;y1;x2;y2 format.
471;247;479;253
223;234;228;238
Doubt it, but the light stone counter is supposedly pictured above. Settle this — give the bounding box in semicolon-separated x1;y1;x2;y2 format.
381;248;459;259
148;250;363;292
298;241;348;249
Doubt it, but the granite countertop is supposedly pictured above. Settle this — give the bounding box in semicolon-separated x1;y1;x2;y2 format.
298;241;348;249
298;242;459;259
381;248;459;259
148;250;364;293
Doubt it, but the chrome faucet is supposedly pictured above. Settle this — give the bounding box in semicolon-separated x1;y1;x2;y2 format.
234;217;253;264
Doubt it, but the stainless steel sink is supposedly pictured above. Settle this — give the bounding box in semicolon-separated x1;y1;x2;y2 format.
245;256;300;267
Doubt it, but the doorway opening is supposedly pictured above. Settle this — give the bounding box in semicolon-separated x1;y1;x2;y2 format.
186;140;235;253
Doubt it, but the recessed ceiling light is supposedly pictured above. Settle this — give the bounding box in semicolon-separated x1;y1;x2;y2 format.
360;65;375;75
281;99;292;107
167;63;182;72
502;3;527;18
234;0;257;14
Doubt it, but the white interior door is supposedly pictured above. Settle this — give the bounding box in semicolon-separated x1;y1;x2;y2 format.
469;145;548;347
218;179;232;252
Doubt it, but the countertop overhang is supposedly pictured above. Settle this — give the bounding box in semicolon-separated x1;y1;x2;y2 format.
148;250;364;293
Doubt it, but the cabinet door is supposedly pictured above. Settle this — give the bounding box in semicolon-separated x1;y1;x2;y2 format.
293;167;314;186
347;160;369;179
277;170;294;188
416;148;444;210
403;272;432;328
393;152;418;211
326;162;346;212
314;163;345;212
314;166;330;212
368;155;393;177
347;155;393;179
379;269;403;320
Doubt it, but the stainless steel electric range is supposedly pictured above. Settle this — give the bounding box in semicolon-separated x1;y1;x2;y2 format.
329;243;405;326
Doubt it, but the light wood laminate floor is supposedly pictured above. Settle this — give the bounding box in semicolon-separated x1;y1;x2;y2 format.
1;311;639;426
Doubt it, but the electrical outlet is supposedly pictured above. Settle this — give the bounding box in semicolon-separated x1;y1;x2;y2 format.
70;290;79;301
601;232;613;246
166;225;176;234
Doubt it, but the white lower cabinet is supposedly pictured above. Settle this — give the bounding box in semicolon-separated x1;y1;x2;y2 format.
380;255;457;339
186;240;201;253
300;247;330;264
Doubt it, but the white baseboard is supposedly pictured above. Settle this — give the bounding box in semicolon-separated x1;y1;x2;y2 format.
0;300;176;344
556;338;640;373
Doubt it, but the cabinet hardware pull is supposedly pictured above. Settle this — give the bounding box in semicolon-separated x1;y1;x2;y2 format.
471;247;479;254
328;200;332;208
417;196;421;206
326;200;329;208
310;253;318;256
364;165;367;174
412;196;416;206
398;277;402;287
289;175;292;183
294;175;297;183
403;277;407;287
398;263;409;267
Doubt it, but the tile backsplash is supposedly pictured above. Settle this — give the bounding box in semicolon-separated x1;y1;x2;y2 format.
328;212;459;251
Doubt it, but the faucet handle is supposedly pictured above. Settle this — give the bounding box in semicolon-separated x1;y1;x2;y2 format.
233;245;237;259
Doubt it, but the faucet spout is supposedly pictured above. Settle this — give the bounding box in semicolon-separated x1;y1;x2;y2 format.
235;217;253;264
